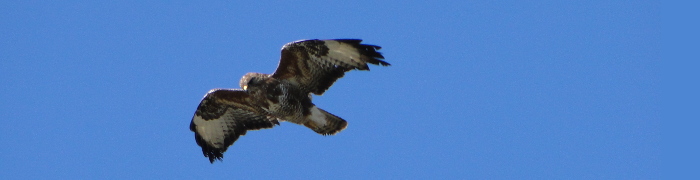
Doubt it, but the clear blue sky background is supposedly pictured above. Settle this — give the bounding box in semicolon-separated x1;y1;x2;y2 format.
1;1;659;179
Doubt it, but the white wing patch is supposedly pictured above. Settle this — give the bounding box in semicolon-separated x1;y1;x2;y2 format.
309;106;327;127
323;40;367;68
192;112;235;149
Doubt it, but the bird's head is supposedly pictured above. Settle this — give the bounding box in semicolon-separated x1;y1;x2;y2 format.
240;72;268;91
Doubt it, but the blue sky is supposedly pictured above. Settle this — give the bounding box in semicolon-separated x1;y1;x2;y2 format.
1;1;659;179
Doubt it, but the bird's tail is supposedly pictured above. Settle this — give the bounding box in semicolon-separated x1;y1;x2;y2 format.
304;106;348;135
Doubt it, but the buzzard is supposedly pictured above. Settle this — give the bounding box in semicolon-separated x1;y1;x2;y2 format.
190;39;389;163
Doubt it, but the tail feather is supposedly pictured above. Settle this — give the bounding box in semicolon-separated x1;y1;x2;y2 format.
304;107;348;135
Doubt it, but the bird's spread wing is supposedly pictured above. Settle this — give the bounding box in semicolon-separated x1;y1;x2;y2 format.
271;39;388;95
190;89;279;163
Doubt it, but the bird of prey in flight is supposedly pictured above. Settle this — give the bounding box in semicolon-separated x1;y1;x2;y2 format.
190;39;388;163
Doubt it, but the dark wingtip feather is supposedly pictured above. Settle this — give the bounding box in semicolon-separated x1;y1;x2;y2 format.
334;39;390;67
207;154;222;164
362;47;388;66
193;132;226;163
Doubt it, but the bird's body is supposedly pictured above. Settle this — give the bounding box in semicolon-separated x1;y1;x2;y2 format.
245;73;313;125
190;39;388;163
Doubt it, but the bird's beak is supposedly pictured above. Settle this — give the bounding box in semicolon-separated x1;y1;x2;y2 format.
242;85;248;90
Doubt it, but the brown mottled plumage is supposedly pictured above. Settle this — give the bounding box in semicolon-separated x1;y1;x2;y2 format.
190;39;388;163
